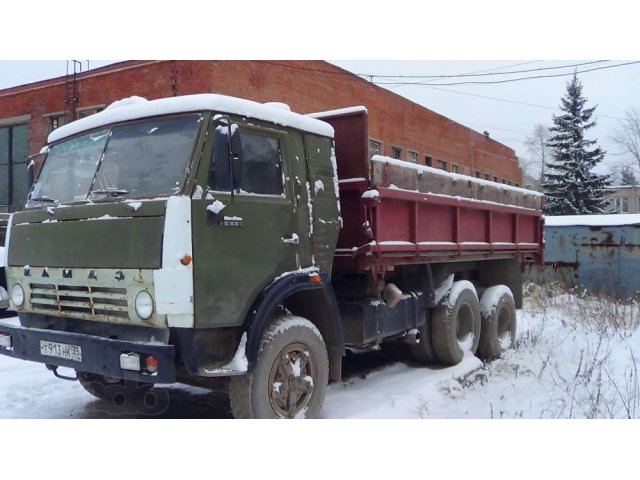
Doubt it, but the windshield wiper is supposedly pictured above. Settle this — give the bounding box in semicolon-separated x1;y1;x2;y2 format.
30;196;57;203
91;188;130;197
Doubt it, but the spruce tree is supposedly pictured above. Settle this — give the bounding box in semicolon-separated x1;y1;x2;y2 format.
542;74;610;215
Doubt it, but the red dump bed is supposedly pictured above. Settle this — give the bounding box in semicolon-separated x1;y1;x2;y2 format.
312;107;544;273
335;177;543;271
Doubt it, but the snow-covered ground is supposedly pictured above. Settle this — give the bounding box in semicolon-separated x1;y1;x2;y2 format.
1;283;639;419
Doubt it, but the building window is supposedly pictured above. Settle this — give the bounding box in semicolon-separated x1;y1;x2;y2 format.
609;197;628;213
408;151;418;163
49;115;67;132
0;123;29;212
368;139;381;159
484;173;491;180
451;163;459;174
475;171;481;178
494;176;499;183
76;106;105;119
437;160;447;171
515;183;520;188
391;146;402;159
424;155;432;167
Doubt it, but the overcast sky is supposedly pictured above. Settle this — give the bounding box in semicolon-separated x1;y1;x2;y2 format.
1;59;638;176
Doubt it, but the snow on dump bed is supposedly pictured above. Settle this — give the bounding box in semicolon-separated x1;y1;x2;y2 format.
544;213;640;227
307;106;368;118
48;94;335;144
372;155;543;198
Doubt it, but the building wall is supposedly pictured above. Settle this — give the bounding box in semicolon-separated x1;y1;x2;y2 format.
604;185;640;214
0;60;523;210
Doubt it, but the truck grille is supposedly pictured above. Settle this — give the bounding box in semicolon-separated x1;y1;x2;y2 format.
29;283;129;319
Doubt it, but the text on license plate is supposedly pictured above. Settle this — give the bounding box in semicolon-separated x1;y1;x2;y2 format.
40;341;82;362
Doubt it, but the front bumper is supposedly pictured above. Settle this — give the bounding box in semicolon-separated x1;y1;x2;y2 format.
0;321;176;383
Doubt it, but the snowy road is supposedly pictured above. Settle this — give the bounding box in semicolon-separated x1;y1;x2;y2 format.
0;330;481;419
2;285;640;419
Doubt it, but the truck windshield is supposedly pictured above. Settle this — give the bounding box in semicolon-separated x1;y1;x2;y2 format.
29;114;201;205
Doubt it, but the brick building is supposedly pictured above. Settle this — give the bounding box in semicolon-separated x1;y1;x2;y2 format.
0;60;523;212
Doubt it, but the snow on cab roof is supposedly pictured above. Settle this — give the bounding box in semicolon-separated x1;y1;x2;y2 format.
545;213;640;227
47;94;335;144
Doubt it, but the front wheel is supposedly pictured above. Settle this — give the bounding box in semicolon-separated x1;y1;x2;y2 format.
229;315;329;419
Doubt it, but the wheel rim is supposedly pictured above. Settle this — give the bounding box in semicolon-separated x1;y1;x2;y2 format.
268;343;316;418
456;304;475;351
497;306;513;349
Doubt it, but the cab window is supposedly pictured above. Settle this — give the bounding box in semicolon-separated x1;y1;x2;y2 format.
210;130;283;196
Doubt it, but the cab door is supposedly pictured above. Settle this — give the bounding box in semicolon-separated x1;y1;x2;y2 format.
190;117;303;329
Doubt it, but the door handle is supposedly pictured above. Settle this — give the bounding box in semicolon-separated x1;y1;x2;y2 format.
282;233;299;245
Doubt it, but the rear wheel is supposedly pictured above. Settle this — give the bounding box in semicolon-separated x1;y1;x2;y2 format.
477;286;516;360
229;315;329;419
431;280;481;365
77;372;153;405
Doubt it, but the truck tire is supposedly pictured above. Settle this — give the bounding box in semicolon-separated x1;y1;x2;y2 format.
229;315;329;419
431;280;481;365
77;372;153;405
409;310;438;364
477;286;516;360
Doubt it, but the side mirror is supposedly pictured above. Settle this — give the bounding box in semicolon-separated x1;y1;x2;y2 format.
212;115;242;191
230;128;242;190
27;160;35;188
26;149;48;187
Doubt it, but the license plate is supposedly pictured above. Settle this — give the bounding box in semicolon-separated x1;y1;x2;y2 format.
40;341;82;362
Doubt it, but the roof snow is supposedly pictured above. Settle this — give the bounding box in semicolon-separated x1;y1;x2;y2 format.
48;94;335;144
545;213;640;227
372;155;543;198
308;106;368;118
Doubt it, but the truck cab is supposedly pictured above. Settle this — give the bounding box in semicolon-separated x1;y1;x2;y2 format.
0;94;344;418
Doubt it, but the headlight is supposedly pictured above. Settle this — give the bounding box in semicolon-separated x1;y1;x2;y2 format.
11;284;25;307
135;290;154;320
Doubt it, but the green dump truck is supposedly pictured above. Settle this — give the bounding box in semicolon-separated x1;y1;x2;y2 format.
0;94;543;418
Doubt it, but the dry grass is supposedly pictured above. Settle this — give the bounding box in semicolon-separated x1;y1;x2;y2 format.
522;282;640;418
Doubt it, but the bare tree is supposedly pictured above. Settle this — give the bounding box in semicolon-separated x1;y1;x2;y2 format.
621;165;638;185
524;123;551;183
611;107;640;171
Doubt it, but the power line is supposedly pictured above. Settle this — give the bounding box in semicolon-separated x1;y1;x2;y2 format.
264;60;600;82
455;61;541;74
373;61;640;86
417;84;627;121
360;60;608;79
402;61;542;86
